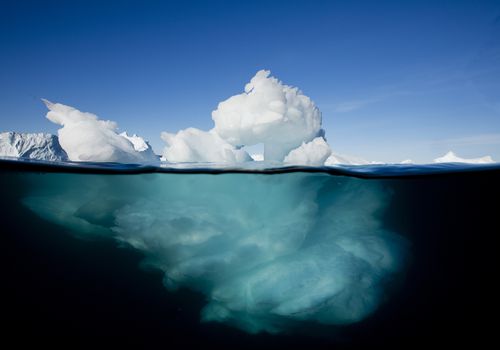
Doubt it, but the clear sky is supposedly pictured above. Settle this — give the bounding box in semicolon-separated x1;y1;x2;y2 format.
1;0;499;163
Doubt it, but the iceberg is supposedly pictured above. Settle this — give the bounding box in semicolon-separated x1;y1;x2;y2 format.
161;70;326;164
43;99;159;163
161;128;252;163
119;132;157;156
325;153;371;166
0;131;68;161
3;71;497;167
250;153;264;161
3;157;500;344
212;70;324;161
284;137;332;166
433;151;494;164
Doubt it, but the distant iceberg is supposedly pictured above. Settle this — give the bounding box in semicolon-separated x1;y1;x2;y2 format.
434;151;494;164
325;153;372;166
0;131;68;161
250;153;264;161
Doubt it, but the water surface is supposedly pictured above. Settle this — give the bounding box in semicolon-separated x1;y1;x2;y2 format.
1;158;499;347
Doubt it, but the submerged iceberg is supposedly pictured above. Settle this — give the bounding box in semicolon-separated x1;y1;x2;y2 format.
21;171;409;334
0;131;68;161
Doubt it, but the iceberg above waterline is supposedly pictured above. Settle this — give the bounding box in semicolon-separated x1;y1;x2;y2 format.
0;131;68;161
433;151;494;164
1;70;497;165
161;128;252;163
43;99;159;164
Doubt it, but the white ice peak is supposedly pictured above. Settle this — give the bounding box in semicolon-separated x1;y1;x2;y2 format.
433;151;494;164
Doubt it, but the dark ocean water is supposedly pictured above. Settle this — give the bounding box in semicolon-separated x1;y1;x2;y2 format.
1;158;499;348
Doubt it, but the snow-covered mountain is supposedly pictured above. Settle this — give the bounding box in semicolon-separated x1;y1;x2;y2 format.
0;132;68;161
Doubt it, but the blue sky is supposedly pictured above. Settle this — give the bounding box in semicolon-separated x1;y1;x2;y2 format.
1;0;499;162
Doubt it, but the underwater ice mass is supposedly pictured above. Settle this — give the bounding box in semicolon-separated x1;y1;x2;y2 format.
21;171;409;333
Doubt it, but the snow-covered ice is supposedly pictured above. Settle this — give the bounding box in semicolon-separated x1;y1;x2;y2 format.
43;99;158;164
284;137;332;166
161;128;252;163
212;70;323;161
0;131;68;161
433;151;494;164
1;71;497;166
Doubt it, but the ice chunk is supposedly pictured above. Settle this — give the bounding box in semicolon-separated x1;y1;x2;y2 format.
212;70;323;161
325;153;371;166
43;99;158;163
0;131;68;161
250;153;264;161
433;151;494;164
119;132;153;152
284;137;332;166
119;132;158;159
161;128;252;163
